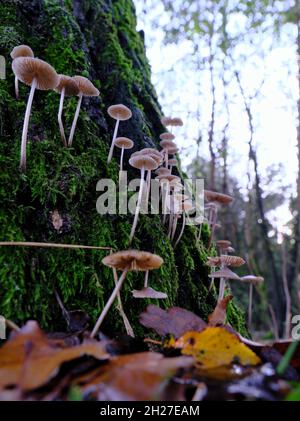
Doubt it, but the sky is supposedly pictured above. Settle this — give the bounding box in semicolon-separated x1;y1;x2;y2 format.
133;0;299;235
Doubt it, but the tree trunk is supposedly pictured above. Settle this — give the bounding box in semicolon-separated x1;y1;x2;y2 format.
0;0;248;336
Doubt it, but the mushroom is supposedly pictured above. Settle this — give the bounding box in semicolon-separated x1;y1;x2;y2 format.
107;104;132;163
12;57;59;171
168;158;178;173
10;45;34;98
174;199;194;247
159;132;176;141
68;75;99;147
132;267;167;299
160;139;177;168
156;174;180;224
207;255;245;301
155;167;171;176
129;154;159;243
161;116;172;126
55;75;79;147
216;240;232;255
90;250;163;337
114;137;134;171
241;275;264;329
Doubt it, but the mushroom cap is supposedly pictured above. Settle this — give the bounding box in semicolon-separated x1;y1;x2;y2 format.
227;246;235;253
132;287;167;299
160;139;177;150
73;75;99;96
204;190;234;205
241;275;264;285
102;250;163;271
168;158;178;166
114;136;134;149
129;154;159;171
159;132;176;141
209;267;240;280
131;148;163;165
11;45;34;59
107;104;132;121
161;116;172;126
156;174;180;183
167;146;179;154
206;255;245;268
170;117;183;127
55;75;79;96
216;240;232;250
155;167;171;176
12;57;59;90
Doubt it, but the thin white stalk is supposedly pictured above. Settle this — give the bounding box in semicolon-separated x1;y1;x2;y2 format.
248;283;253;329
208;205;218;248
218;278;226;301
112;266;134;337
15;76;19;99
163;182;169;224
90;269;128;338
144;270;149;288
68;92;83;147
174;212;186;248
197;223;203;242
120;147;125;171
58;87;67;147
107;118;120;163
165;150;169;168
20;77;37;171
146;170;151;204
168;211;173;238
171;215;179;241
129;167;145;244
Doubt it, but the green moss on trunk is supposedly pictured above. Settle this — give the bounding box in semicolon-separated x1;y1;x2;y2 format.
0;0;247;337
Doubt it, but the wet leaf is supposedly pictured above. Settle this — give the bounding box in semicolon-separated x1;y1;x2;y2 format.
0;321;109;391
139;304;207;338
208;295;233;326
168;327;261;369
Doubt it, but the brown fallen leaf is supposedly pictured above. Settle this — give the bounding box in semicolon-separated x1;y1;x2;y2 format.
208;295;233;326
0;321;109;391
74;352;194;401
139;304;207;338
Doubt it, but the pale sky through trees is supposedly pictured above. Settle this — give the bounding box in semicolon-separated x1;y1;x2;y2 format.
134;0;298;236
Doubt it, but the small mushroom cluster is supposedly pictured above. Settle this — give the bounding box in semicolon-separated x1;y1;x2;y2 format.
11;45;99;171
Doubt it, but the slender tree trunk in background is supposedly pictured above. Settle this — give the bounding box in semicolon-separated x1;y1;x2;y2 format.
235;72;285;332
282;239;291;338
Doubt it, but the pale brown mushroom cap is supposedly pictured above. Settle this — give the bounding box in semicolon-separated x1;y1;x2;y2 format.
73;75;99;96
156;174;180;183
132;287;167;299
170;117;183;127
114;137;134;149
108;104;132;121
11;45;34;59
129;154;159;171
241;275;264;285
55;75;79;96
159;132;176;141
217;240;232;250
209;267;240;280
12;57;59;90
102;250;163;271
161;116;172;126
131;148;163;165
160;139;177;150
206;255;245;268
167;146;179;155
155;167;171;176
168;158;178;166
204;190;234;205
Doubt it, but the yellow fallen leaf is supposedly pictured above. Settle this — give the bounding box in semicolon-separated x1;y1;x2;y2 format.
168;327;261;369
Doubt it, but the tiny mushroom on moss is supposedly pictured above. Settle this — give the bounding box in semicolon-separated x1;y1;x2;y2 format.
91;250;163;338
55;75;79;147
107;104;132;163
241;275;264;329
132;260;167;299
12;57;59;171
11;45;34;98
68;75;100;147
114;137;134;171
174;199;194;247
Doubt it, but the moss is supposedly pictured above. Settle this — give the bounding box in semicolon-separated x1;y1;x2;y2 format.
0;0;248;337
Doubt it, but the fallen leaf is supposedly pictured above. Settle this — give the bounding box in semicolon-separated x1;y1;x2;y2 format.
139;305;207;338
0;321;109;391
208;295;233;326
168;327;261;369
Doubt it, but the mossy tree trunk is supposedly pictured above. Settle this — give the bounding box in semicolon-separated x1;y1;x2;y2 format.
0;0;247;336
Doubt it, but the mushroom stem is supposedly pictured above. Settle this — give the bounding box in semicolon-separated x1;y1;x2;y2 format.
248;283;253;329
107;118;120;163
165;150;169;168
20;77;37;171
68;92;83;147
112;266;134;337
90;269;128;338
197;222;203;242
144;270;149;288
145;170;151;204
120;147;125;171
218;277;226;301
168;212;173;238
208;205;218;248
129;167;145;243
162;182;169;224
15;75;19;99
174;212;186;248
171;215;179;241
58;87;67;147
